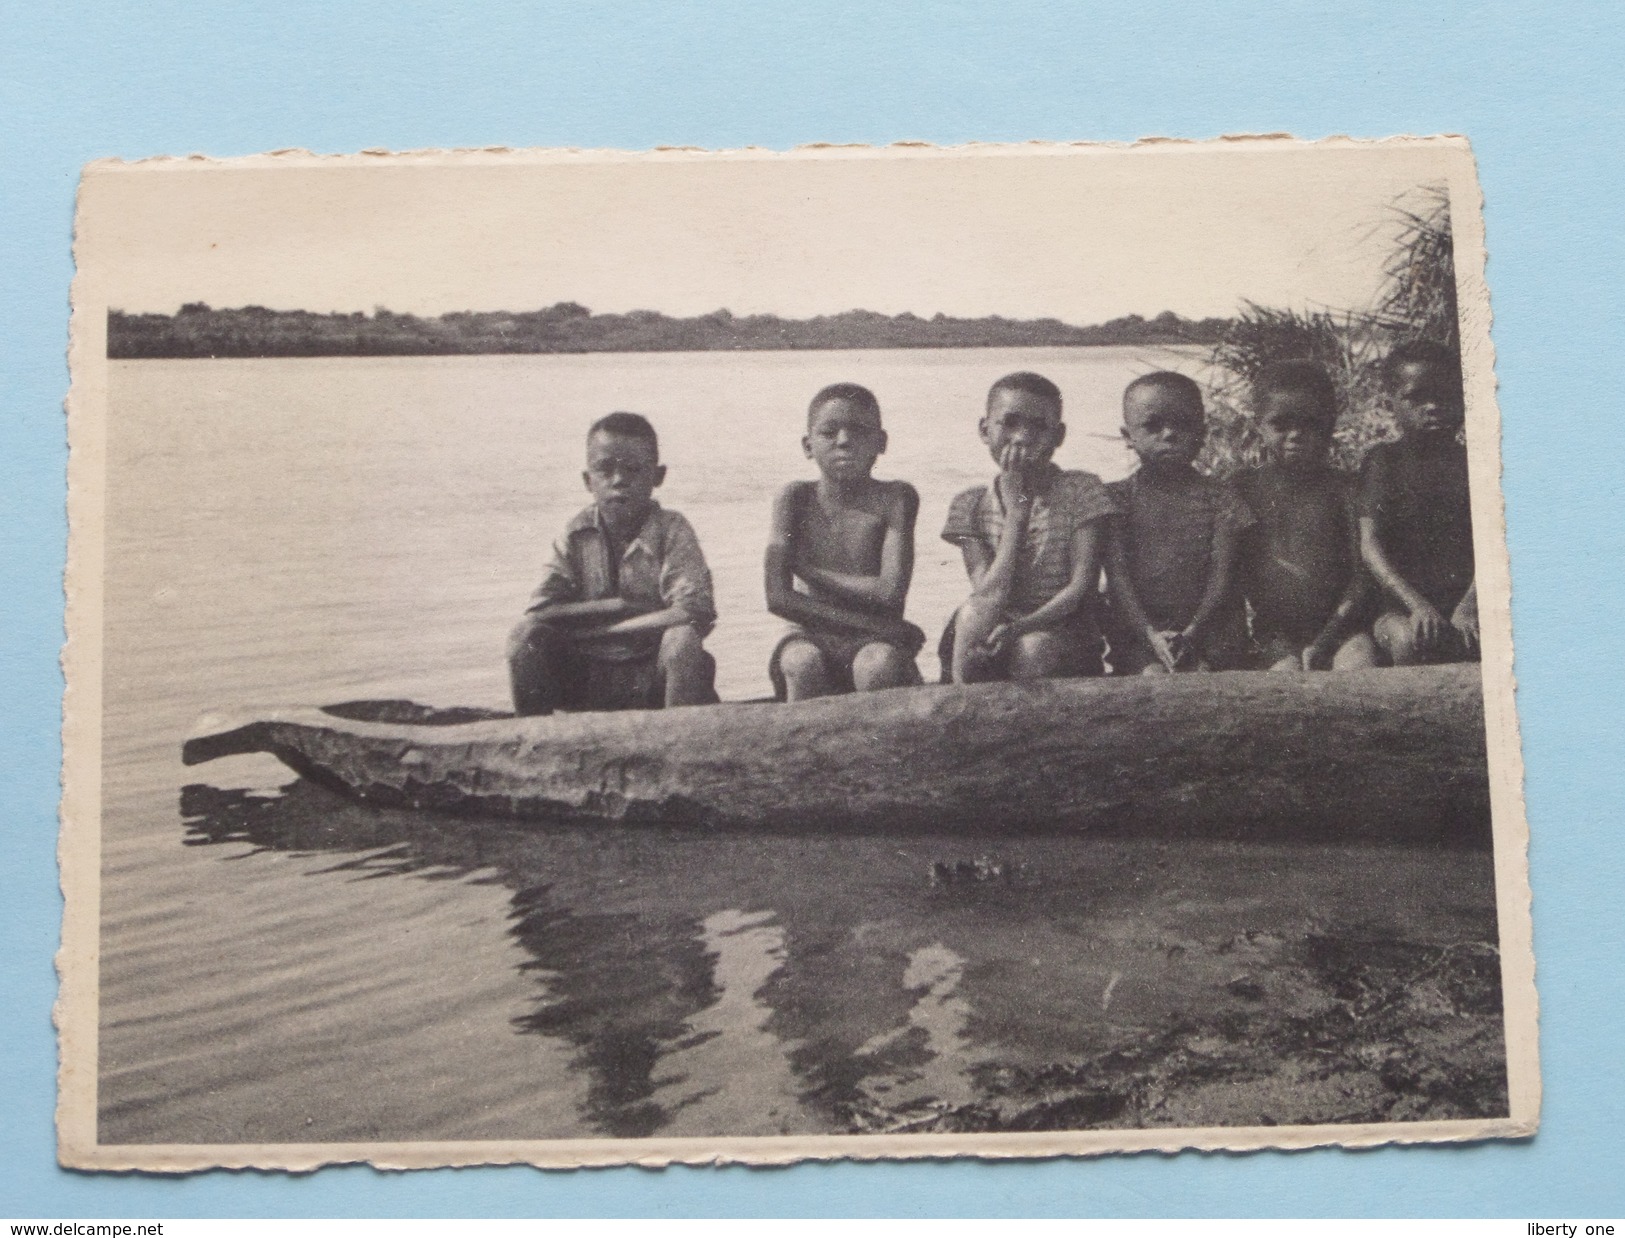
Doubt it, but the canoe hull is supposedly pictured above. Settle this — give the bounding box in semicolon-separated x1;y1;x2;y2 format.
183;666;1491;843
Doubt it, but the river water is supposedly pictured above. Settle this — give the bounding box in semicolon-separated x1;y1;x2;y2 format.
98;348;1505;1143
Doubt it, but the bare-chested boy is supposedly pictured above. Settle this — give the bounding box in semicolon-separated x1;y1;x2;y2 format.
941;372;1118;683
1359;341;1478;664
1234;360;1376;671
507;412;717;715
1106;372;1253;673
764;383;925;700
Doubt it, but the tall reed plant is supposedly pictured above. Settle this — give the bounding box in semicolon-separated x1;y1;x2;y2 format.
1199;185;1458;476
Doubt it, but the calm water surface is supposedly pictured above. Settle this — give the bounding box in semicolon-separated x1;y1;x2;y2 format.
99;349;1502;1142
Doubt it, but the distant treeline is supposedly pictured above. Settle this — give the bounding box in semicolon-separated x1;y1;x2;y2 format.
107;302;1233;358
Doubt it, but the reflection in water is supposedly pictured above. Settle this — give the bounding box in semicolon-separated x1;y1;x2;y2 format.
505;891;718;1138
651;910;811;1136
178;775;1510;1138
899;944;978;1109
184;780;723;1138
853;943;982;1121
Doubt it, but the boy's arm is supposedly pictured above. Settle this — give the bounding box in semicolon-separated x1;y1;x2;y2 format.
1304;578;1370;668
1356;449;1445;650
526;533;653;626
970;451;1032;611
1180;517;1245;652
1105;518;1177;670
525;533;583;614
765;486;923;649
1358;515;1444;644
791;483;918;613
996;522;1104;643
577;604;697;639
581;512;715;641
529;597;647;625
942;485;994;588
1304;494;1375;667
659;511;717;631
997;475;1121;648
956;539;996;589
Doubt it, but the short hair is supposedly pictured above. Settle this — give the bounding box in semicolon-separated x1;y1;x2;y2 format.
987;371;1062;415
1123;370;1204;416
808;382;881;425
1382;339;1461;389
1254;359;1339;425
587;411;659;456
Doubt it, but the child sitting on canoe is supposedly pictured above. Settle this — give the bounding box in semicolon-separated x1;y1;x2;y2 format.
1358;340;1479;664
764;383;925;700
507;411;718;714
1105;372;1253;673
941;371;1118;682
1233;360;1377;671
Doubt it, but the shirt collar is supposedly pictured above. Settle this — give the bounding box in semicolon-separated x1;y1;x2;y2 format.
570;501;663;558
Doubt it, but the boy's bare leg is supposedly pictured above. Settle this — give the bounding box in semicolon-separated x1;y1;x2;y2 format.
507;616;572;716
1131;642;1171;674
777;638;833;701
1331;631;1378;669
1105;641;1160;676
1105;636;1170;675
1009;630;1073;680
1257;633;1301;673
658;624;715;707
851;641;918;692
1373;613;1471;665
951;599;1006;683
1374;610;1423;665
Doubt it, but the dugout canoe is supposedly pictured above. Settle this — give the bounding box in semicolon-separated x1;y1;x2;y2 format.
182;665;1492;842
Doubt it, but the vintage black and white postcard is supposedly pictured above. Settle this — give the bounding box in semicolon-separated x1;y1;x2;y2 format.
60;137;1537;1169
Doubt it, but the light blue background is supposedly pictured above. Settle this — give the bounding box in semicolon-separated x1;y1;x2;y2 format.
3;0;1620;1218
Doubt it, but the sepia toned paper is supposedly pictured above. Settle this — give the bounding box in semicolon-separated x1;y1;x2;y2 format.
59;137;1537;1171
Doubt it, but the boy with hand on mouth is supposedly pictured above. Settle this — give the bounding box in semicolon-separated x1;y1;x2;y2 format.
508;411;717;715
764;383;925;700
1358;341;1479;664
941;371;1118;683
1234;360;1377;671
1105;371;1253;673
